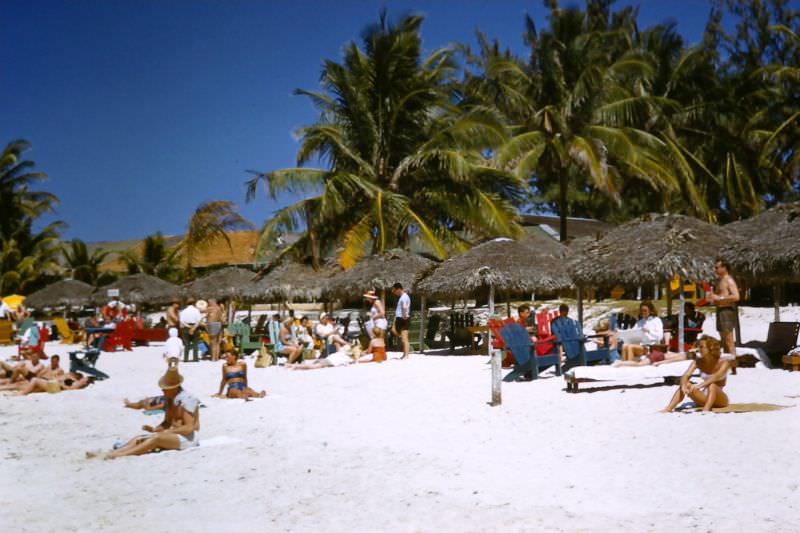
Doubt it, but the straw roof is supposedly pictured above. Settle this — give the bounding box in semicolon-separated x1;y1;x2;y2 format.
93;274;180;305
568;213;733;287
243;262;340;303
414;235;572;299
182;267;258;301
324;249;436;300
24;279;94;309
722;202;800;283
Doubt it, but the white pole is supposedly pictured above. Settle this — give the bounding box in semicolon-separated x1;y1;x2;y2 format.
419;295;427;355
636;286;642;301
488;284;495;315
678;283;685;355
490;348;502;406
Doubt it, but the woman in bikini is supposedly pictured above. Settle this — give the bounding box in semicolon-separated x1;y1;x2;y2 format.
661;336;730;412
213;350;266;399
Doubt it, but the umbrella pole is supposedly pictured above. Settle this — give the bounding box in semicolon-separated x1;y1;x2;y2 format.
666;285;673;316
773;285;781;322
678;284;685;355
506;292;511;318
577;286;584;329
488;284;495;315
419;295;426;355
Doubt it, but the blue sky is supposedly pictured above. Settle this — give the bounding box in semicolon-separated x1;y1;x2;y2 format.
2;0;717;242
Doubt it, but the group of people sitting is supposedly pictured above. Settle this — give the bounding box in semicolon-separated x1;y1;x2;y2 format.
0;352;92;395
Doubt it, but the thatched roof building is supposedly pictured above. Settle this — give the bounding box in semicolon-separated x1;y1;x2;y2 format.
415;235;572;299
182;267;258;301
243;262;339;303
93;274;179;305
324;249;436;301
568;213;732;287
722;202;800;283
25;279;94;309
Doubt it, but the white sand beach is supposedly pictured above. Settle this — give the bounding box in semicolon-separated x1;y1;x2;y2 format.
2;305;800;532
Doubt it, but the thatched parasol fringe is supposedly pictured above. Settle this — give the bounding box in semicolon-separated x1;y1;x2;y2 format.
25;279;94;309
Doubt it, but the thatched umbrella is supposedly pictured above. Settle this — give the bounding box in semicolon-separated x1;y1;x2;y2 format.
243;262;339;303
569;213;733;352
722;202;800;320
324;249;436;301
93;274;180;306
25;279;94;309
415;235;572;353
182;267;258;301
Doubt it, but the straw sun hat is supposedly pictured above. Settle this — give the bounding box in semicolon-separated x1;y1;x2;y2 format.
363;290;378;300
158;358;184;390
195;299;208;312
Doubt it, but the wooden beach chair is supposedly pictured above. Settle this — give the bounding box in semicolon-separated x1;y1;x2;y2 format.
53;317;80;344
738;321;800;368
0;319;13;345
500;323;562;382
551;316;616;370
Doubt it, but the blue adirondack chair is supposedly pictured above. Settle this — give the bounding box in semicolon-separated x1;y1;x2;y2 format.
550;317;618;370
500;323;562;382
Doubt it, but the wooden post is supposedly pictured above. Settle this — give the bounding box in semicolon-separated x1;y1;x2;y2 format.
419;295;427;355
666;284;673;316
773;285;781;322
488;284;495;315
577;286;584;328
506;292;511;318
678;285;685;355
490;348;502;406
654;282;660;301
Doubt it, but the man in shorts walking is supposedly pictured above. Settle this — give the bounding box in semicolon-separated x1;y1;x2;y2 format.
391;282;411;359
708;257;739;358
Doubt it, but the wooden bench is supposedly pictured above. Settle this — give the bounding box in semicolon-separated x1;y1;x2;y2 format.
783;354;800;371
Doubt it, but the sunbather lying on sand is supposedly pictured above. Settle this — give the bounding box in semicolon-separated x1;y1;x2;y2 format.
661;336;730;413
0;352;44;384
612;349;686;368
213;350;266;399
124;395;166;411
2;371;91;395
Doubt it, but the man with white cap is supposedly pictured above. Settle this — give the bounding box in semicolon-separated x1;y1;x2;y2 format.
315;313;349;353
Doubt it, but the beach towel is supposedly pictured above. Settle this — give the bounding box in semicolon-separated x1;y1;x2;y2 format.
678;403;791;413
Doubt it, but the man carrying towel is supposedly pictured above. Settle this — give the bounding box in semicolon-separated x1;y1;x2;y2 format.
180;299;202;363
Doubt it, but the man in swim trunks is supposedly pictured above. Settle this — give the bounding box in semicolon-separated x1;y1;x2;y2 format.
205;298;224;361
103;358;200;458
708;257;739;359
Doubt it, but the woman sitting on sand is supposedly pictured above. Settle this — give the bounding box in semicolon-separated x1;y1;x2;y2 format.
661;336;730;413
213;350;266;399
277;317;303;364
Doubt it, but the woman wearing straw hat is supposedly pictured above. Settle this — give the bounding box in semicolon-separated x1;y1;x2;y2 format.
101;359;200;459
363;290;387;339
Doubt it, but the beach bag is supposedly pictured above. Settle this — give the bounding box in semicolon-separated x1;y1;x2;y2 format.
255;343;272;368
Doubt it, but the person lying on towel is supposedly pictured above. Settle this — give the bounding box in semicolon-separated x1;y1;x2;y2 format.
661;336;730;413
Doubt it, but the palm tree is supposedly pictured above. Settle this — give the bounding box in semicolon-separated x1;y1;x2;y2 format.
61;239;109;285
465;3;689;241
177;200;252;279
246;12;525;269
121;232;182;281
0;139;64;294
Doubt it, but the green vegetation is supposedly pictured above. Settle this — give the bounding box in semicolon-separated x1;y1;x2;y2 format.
249;0;799;256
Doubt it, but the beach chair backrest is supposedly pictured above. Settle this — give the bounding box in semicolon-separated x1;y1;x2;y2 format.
764;322;800;351
551;317;583;358
54;317;73;340
0;319;12;344
499;323;532;367
536;309;552;337
267;319;281;346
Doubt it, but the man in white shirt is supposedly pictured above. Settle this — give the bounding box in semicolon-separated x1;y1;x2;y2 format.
391;282;411;359
179;300;203;363
315;313;349;352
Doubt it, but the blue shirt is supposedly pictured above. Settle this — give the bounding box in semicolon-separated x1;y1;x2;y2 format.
395;292;410;319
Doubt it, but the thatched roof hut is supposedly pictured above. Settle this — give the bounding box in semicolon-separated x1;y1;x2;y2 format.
93;274;180;305
182;267;258;301
324;249;436;301
415;235;572;299
568;213;732;287
243;262;339;303
722;202;800;283
25;279;94;309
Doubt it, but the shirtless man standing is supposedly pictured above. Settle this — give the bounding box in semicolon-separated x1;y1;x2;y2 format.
707;258;739;358
206;299;224;361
